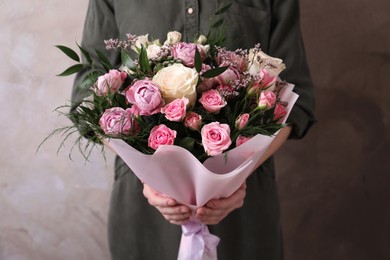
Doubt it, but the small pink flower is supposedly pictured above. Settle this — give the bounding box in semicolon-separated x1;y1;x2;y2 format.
236;135;252;146
99;107;140;136
201;122;232;156
171;42;204;67
258;91;276;110
273;103;287;122
184;112;202;131
125;79;164;116
95;70;127;96
199;89;227;113
161;97;189;122
148;124;177;150
235;113;250;130
215;84;237;100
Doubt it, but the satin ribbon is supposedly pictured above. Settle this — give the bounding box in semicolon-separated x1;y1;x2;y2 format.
177;221;220;260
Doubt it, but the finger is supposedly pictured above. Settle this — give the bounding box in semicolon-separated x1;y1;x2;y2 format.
195;211;226;225
143;185;177;207
157;205;191;216
169;218;191;225
196;206;228;216
206;189;246;210
162;212;191;221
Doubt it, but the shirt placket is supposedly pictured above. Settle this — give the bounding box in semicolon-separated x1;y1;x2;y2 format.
184;0;199;41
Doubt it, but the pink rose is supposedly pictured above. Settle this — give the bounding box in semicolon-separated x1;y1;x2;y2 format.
171;42;204;67
125;79;164;116
99;107;140;136
247;69;277;95
236;135;252;146
199;89;227;113
201;122;232;156
235;113;250;130
129;104;141;118
259;69;277;89
216;63;241;85
197;64;217;93
216;50;247;73
161;97;189;122
273;103;288;122
184;112;202;130
95;69;127;96
258;91;276;110
148;124;177;150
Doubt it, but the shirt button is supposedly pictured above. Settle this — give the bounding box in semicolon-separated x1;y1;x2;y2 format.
187;7;194;14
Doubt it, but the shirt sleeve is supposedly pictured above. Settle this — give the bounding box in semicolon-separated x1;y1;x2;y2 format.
268;0;316;139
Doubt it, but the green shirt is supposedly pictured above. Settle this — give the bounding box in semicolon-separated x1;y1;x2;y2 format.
73;1;315;259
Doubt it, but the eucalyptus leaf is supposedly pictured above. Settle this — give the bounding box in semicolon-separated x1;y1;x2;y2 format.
95;49;112;71
57;64;84;76
79;71;99;90
196;76;203;88
139;45;151;73
211;18;224;28
121;49;136;70
77;42;92;65
55;45;80;62
194;47;202;73
201;66;229;78
179;137;195;151
215;2;232;15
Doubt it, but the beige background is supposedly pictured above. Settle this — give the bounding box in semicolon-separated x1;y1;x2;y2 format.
0;1;113;260
1;1;389;260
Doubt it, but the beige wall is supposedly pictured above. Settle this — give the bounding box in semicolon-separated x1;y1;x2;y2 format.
0;2;113;259
1;1;389;260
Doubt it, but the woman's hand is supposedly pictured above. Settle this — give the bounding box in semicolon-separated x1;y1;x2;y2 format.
194;182;247;225
143;184;192;225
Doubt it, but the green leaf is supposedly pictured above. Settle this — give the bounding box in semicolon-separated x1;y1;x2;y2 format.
121;49;136;70
196;76;203;87
215;2;232;15
201;65;229;78
211;18;224;28
194;47;202;73
55;45;80;62
139;45;151;73
179;137;195;151
95;49;112;71
57;64;84;76
79;70;99;89
76;42;92;64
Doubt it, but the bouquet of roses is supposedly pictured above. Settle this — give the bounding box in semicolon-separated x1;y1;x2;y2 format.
57;32;289;161
52;20;298;260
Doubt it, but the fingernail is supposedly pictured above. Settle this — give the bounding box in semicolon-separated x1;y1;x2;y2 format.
180;207;189;213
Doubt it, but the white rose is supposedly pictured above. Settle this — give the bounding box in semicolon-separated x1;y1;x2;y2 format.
198;44;210;55
164;31;182;45
247;49;286;77
196;35;207;45
132;34;150;52
146;44;162;59
152;64;198;106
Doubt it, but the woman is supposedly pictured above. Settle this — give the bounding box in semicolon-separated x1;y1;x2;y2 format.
72;0;316;259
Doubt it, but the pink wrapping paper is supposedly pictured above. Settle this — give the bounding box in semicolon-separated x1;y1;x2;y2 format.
104;83;298;260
